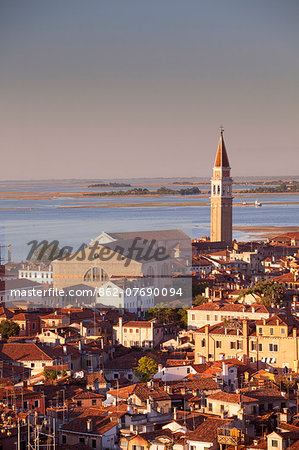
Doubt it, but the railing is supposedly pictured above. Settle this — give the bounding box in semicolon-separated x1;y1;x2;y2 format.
217;427;244;446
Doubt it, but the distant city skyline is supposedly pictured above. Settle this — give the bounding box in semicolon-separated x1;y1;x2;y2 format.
1;0;298;180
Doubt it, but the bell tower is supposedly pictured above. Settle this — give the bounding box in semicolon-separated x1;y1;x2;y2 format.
210;127;233;245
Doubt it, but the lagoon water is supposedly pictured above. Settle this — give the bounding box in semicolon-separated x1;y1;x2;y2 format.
0;179;298;261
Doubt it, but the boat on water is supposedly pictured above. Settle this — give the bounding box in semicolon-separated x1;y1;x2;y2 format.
255;199;262;207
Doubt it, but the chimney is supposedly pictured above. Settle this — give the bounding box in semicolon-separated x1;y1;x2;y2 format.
87;418;92;432
173;407;177;421
146;398;152;413
158;364;163;373
151;320;154;333
198;355;206;364
293;328;297;338
63;345;67;355
205;287;210;298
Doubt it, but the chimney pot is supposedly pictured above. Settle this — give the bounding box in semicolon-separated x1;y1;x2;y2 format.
87;418;92;432
173;407;177;421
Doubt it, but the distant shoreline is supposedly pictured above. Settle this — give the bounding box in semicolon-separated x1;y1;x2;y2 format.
0;190;299;202
233;225;299;239
1;201;299;210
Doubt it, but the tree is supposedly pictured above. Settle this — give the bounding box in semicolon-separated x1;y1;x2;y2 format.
177;306;188;328
238;281;285;306
43;369;58;380
135;356;158;382
144;306;187;328
192;282;210;298
0;320;20;339
193;295;209;307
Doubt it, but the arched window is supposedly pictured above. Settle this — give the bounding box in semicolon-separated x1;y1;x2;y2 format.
83;267;109;282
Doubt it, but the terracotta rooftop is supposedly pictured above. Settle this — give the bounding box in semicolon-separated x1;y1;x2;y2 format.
189;301;273;313
187;417;232;443
207;391;257;404
0;343;53;362
271;272;299;283
239;388;285;401
196;321;249;336
11;312;40;321
86;371;107;385
128;429;173;444
255;313;299;328
174;377;220;391
72;391;104;400
108;383;147;400
118;320;155;328
60;415;116;435
135;385;171;402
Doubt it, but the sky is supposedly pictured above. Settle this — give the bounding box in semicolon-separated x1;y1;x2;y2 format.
0;0;298;180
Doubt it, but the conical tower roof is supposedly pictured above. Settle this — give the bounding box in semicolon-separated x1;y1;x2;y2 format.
214;128;230;168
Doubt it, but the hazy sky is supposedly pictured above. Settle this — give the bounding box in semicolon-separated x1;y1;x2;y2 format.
1;0;298;180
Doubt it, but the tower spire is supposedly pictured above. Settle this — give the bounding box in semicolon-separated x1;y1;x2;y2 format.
214;127;230;168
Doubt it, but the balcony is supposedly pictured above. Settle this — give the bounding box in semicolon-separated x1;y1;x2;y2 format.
218;426;244;446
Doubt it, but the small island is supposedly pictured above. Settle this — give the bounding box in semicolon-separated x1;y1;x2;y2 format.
84;186;201;197
88;182;132;188
172;181;196;185
240;181;299;194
